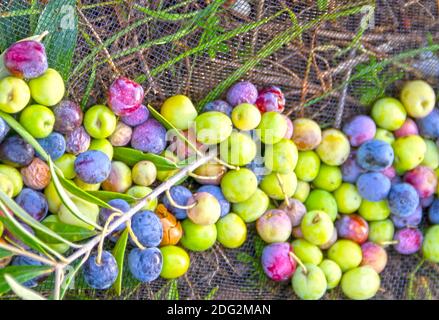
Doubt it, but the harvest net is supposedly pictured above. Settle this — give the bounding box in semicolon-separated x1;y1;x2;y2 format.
1;0;439;300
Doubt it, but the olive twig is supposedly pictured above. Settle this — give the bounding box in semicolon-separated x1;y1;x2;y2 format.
64;153;215;265
126;219;145;251
289;251;307;275
188;171;223;180
96;212;122;265
165;188;197;210
76;7;121;77
379;240;399;246
214;157;240;170
276;173;290;208
35;31;49;42
53;266;64;300
0;242;58;267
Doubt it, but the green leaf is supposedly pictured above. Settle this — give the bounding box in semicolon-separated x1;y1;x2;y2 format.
197;5;364;109
88;190;137;204
4;274;46;300
80;62;97;110
204;286;219;300
317;0;329;11
0;203;65;261
112;228;129;296
70;1;195;80
113;147;179;170
0;265;52;295
353;55;404;106
48;159;102;231
254;237;265;257
304;44;439;109
35;220;97;244
0;189;80;248
237;252;253;264
0;111;49;161
34;0;78;80
29;1;42;32
0;215;46;258
166;280;179;300
358;86;383;106
0;248;13;260
133;4;201;20
58;176;115;209
194;1;228;59
135;10;285;84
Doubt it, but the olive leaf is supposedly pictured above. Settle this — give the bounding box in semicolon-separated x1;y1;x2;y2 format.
167;279;179;300
113;147;179;170
35;219;97;244
353;56;404;106
80;62;97;110
88;190;137;204
204;286;219;300
0;265;53;295
0;202;65;261
4;274;46;300
317;0;329;11
0;214;48;259
48;159;102;231
0;189;81;248
58;176;116;209
34;0;78;80
112;228;129;296
0;248;13;260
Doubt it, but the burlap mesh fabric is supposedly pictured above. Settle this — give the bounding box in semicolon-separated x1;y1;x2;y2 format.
1;0;439;299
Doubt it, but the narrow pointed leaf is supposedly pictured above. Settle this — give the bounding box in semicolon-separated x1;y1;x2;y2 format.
0;202;65;261
112;228;129;296
317;0;329;11
4;274;46;300
167;279;179;300
0;265;53;295
48;159;102;231
204;286;219;300
35;220;97;244
0;214;49;259
113;147;179;170
88;190;137;204
0;248;13;260
81;62;97;110
0;189;80;248
58;176;116;209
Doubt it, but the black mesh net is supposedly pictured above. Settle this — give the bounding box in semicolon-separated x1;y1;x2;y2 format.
1;0;439;300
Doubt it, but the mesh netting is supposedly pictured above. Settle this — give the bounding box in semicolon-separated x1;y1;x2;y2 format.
1;0;439;300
